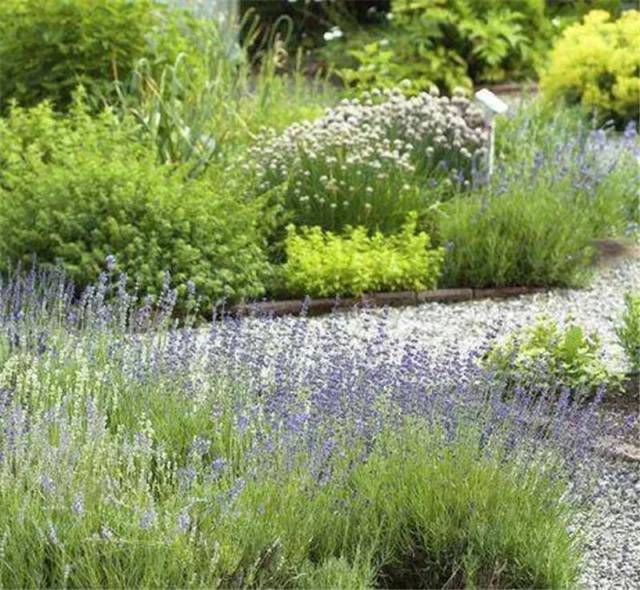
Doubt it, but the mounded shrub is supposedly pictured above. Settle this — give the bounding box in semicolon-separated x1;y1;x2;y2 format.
0;98;273;305
540;9;640;125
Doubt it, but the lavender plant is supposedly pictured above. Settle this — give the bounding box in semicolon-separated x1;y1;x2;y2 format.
0;266;621;588
441;107;640;289
248;87;488;233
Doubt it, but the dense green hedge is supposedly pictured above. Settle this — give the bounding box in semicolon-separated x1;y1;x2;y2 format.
0;98;274;305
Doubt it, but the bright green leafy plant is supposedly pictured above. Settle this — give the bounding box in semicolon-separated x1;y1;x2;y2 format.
281;214;444;297
332;0;552;94
540;9;640;125
616;292;640;372
486;317;616;395
0;97;273;305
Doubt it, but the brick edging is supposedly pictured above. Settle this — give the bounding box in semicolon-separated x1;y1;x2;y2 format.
230;286;548;318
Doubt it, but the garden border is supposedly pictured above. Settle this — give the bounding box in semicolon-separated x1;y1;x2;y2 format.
230;286;548;318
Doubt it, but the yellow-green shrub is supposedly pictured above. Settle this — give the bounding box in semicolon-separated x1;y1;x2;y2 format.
282;215;444;297
540;10;640;124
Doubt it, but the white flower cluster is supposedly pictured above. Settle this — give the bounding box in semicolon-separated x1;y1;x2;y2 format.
251;88;487;185
248;88;489;231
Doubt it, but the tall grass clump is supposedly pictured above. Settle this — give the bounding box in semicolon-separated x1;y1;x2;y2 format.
111;13;334;174
0;266;617;587
249;87;488;234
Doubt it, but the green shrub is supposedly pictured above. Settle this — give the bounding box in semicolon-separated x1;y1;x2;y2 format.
616;292;640;372
540;10;640;125
439;186;596;289
281;215;444;297
486;317;615;395
331;0;552;94
0;0;199;113
0;98;273;305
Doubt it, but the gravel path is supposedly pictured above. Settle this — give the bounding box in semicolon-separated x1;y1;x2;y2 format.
312;253;640;372
579;459;640;589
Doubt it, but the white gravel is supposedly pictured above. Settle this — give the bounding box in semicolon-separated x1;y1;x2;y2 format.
578;460;640;590
311;254;640;373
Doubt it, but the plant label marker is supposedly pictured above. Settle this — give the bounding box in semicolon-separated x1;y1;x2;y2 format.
475;89;509;179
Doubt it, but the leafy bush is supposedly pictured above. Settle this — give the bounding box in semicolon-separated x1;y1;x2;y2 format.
0;99;273;305
486;317;615;395
0;268;607;587
330;0;552;94
0;0;203;113
616;292;640;372
250;88;487;234
281;215;444;297
540;10;640;125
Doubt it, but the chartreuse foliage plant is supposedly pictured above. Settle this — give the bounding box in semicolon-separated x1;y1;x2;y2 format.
0;268;604;587
540;10;640;125
0;0;204;113
486;316;616;395
282;215;444;297
0;97;273;305
616;292;640;372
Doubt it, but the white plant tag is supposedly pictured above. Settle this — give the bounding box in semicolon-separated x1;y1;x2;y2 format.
475;89;509;115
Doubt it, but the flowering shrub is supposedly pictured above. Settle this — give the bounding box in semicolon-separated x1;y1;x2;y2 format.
0;98;273;305
0;267;616;587
282;215;444;297
540;10;640;125
486;317;617;396
616;292;640;372
249;88;487;233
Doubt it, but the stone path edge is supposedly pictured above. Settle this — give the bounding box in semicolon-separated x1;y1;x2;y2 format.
230;286;549;318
